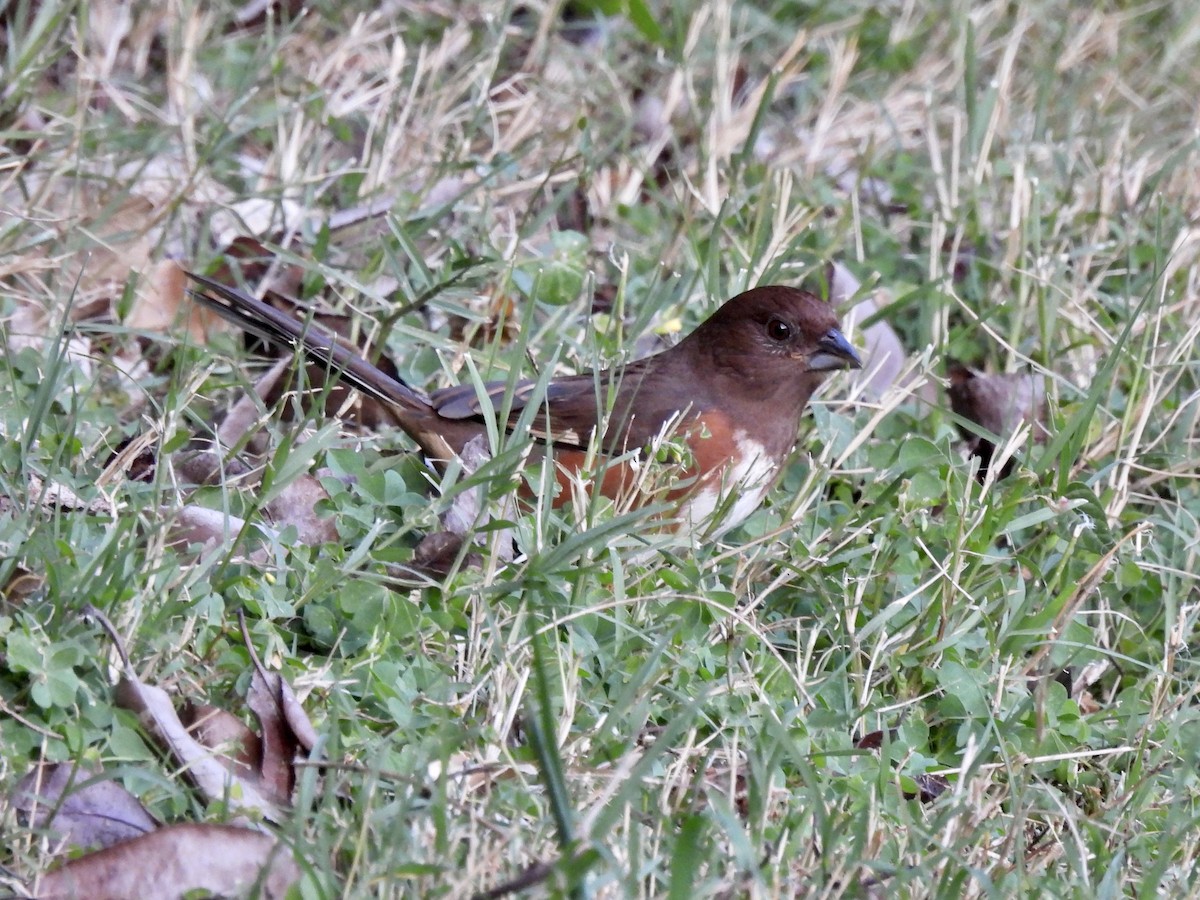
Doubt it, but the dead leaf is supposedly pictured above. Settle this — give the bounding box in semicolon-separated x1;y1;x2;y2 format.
906;772;950;804
179;703;261;780
83;605;317;821
216;356;291;449
173;447;257;488
825;261;907;401
55;195;170;328
4;298;96;372
114;675;282;821
853;729;895;750
85;605;282;822
240;613;319;806
412;531;481;576
947;360;1047;479
264;473;339;546
125;258;215;341
26;474;116;517
3;564;44;605
13;763;158;852
166;503;273;552
245;674;300;806
278;679;318;755
436;435;515;564
36;822;299;900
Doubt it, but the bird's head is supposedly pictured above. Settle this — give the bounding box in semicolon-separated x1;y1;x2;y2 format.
692;285;862;383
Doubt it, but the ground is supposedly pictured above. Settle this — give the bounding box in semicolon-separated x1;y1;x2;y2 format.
2;1;1200;897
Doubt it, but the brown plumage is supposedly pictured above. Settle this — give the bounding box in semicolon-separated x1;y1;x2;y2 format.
189;274;861;533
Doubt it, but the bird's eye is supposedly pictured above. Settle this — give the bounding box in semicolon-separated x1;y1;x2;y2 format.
766;317;792;342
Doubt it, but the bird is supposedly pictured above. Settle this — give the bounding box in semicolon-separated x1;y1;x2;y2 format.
188;273;862;535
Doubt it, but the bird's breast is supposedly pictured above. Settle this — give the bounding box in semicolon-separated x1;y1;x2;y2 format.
674;428;779;536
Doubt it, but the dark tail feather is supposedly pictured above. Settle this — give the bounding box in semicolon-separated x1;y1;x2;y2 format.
186;272;432;415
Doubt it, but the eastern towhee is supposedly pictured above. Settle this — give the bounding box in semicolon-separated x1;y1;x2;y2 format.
188;273;861;534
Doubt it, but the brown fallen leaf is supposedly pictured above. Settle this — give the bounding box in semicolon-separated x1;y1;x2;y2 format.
244;677;300;806
906;772;951;804
240;611;319;806
85;605;282;821
36;822;299;900
179;702;262;780
947;360;1048;480
264;472;339;546
108;353;283;490
216;355;292;450
13;762;158;852
126;258;216;341
825;261;907;401
436;435;516;565
300;438;496;578
411;531;481;577
163;503;284;558
3;564;44;605
278;679;318;755
172;447;258;488
114;674;282;821
25;473;116;518
853;729;896;751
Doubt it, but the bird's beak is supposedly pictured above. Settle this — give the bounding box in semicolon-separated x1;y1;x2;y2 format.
807;328;863;372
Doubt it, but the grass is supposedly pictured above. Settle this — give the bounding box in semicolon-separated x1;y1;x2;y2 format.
4;0;1200;896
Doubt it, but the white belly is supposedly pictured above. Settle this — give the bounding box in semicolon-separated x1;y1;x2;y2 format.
677;431;777;537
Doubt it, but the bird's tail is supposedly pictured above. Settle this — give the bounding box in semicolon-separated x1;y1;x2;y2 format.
187;271;434;416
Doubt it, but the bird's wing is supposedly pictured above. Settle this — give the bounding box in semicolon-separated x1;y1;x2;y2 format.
428;361;667;452
430;374;601;450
